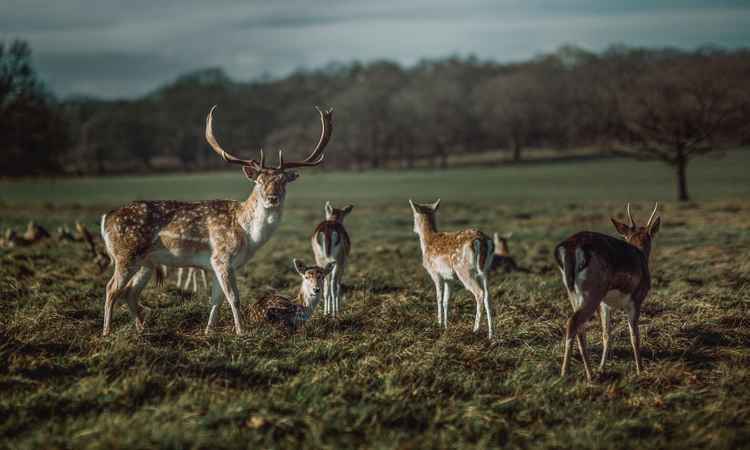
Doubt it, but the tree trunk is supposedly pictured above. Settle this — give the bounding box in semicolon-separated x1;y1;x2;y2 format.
676;157;689;201
512;142;522;162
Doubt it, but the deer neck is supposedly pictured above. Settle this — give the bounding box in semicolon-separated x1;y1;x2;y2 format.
237;187;282;244
297;288;322;322
415;218;438;255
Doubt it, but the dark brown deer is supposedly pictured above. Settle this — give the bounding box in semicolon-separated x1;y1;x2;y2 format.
100;105;333;336
554;203;661;381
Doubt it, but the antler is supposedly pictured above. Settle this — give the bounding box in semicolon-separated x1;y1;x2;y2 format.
646;203;659;227
626;203;636;228
205;105;265;169
277;106;333;170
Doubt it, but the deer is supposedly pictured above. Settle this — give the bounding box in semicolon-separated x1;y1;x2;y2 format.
176;267;209;293
490;232;529;273
311;201;353;317
409;199;496;339
99;105;333;336
249;259;335;331
555;203;661;382
1;222;50;248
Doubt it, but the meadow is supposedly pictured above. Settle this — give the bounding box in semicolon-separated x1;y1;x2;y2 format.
1;152;749;449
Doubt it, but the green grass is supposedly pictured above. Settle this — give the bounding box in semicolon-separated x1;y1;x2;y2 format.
1;153;750;449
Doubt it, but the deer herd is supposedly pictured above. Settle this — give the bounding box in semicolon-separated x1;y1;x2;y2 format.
2;104;665;382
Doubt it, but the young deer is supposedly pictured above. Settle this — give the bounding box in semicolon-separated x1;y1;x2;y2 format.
410;199;496;339
100;105;333;336
249;259;335;331
311;201;353;317
555;203;661;381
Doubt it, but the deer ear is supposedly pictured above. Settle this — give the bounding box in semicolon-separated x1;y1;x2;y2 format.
242;166;259;180
431;199;441;211
611;218;631;236
649;216;661;237
325;201;333;216
324;261;336;274
343;205;354;215
293;258;306;275
409;199;418;213
285;171;299;182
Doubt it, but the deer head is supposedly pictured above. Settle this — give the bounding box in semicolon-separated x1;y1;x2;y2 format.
324;201;354;222
293;258;336;308
611;203;661;256
409;199;441;234
206;105;333;208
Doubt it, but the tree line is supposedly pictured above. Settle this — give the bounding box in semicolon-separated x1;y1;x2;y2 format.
2;40;749;200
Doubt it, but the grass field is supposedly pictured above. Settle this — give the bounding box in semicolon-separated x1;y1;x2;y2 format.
1;152;749;449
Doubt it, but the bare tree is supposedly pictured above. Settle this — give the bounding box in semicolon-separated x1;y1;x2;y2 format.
606;51;750;201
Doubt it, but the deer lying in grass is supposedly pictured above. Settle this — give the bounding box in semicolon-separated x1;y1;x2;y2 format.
311;201;353;317
555;203;661;381
249;259;335;331
100;105;333;336
490;232;529;273
1;222;50;248
410;199;496;339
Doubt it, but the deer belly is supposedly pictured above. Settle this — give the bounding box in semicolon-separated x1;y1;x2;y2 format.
601;290;632;310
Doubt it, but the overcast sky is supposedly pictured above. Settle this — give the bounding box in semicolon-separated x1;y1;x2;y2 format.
2;0;749;99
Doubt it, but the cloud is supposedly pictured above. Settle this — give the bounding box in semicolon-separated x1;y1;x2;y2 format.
1;0;748;99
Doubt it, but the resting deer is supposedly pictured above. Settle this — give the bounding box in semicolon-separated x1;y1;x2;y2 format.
410;199;496;339
311;201;353;317
100;105;333;336
555;203;661;381
490;232;528;273
1;222;50;248
249;259;335;331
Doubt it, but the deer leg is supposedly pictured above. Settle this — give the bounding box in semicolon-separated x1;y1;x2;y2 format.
562;294;598;381
333;266;343;316
103;265;137;336
188;267;198;294
323;274;331;316
480;274;493;339
205;273;224;334
200;269;208;290
125;266;152;332
599;303;612;370
441;281;451;329
626;304;643;374
211;265;243;335
176;267;183;288
331;264;340;317
430;273;443;326
455;268;484;335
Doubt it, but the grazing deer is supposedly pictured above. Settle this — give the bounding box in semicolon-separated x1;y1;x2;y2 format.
249;259;335;331
311;201;353;317
23;221;50;242
409;199;496;339
100;105;333;336
555;203;661;381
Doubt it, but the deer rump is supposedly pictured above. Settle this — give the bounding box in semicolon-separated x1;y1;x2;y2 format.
554;231;648;293
312;221;350;258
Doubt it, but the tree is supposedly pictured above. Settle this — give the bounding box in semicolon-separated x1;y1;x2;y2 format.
0;39;69;176
605;51;750;201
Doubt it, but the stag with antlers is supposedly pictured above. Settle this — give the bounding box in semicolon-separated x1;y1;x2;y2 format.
100;105;333;336
555;203;661;381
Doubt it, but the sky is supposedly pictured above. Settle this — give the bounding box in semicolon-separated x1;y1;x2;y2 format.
2;0;749;99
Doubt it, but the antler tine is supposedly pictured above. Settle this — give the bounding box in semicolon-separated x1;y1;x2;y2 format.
626;202;636;228
277;148;284;170
647;202;659;227
205;105;262;168
278;106;333;170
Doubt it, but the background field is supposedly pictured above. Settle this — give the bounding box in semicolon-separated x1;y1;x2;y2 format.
1;152;750;449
